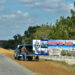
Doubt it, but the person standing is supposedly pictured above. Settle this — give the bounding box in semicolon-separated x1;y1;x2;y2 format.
21;46;27;61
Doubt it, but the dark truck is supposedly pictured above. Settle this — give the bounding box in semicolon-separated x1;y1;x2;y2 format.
14;44;39;61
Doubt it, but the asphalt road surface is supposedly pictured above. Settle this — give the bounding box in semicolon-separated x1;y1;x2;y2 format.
0;53;35;75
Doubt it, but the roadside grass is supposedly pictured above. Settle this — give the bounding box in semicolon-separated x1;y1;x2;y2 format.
0;48;75;75
45;59;75;73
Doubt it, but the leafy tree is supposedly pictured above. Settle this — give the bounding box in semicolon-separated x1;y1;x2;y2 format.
23;26;40;44
2;40;15;49
24;26;40;37
13;34;22;46
33;25;50;39
2;34;22;49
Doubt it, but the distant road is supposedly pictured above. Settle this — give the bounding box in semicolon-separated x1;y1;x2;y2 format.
0;53;35;75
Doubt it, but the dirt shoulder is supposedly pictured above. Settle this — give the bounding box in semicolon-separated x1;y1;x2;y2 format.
0;48;74;75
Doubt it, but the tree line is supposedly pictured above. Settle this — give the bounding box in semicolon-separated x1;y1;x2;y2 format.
2;2;75;49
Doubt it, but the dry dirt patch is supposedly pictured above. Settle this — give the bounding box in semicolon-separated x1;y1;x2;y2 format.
0;48;74;75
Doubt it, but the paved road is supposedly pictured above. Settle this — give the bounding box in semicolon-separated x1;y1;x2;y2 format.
0;53;35;75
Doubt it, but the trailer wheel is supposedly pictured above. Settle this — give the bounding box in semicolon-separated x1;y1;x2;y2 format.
14;56;17;59
17;56;21;60
27;56;33;61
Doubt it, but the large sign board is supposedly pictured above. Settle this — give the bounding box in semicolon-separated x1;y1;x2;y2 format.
32;39;75;55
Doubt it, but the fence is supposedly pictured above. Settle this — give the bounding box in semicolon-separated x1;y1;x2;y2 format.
40;56;75;65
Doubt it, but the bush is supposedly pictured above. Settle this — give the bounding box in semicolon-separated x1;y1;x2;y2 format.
67;52;72;56
61;50;66;56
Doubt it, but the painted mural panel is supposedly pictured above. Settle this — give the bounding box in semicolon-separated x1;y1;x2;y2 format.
33;39;75;55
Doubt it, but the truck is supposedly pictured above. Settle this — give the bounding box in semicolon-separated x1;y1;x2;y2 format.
14;44;39;61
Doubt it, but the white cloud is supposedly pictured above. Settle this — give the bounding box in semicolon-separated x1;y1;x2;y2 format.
0;14;16;18
0;0;6;12
0;11;29;21
0;0;6;4
69;3;74;10
18;0;74;13
17;10;22;14
0;11;31;24
23;12;29;17
0;10;38;40
17;10;29;17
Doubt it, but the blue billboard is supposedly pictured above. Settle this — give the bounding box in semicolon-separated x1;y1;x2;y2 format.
33;39;75;55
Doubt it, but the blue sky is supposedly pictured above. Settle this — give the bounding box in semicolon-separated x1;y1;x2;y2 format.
0;0;74;40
